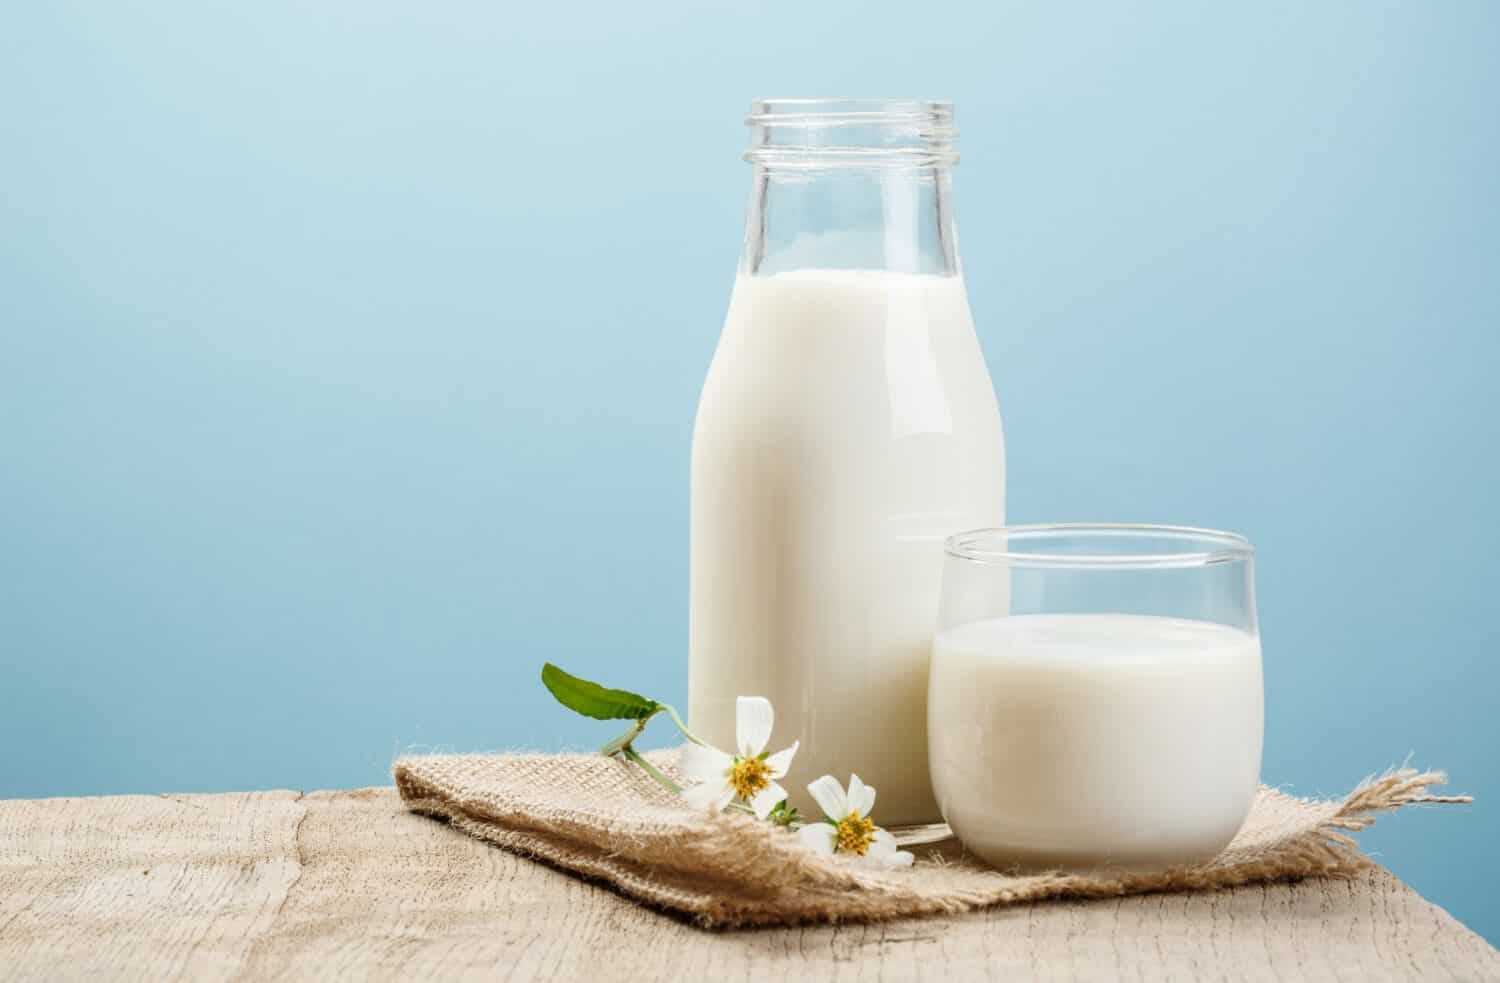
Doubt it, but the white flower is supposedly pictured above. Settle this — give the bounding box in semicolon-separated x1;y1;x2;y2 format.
796;774;914;868
677;696;799;819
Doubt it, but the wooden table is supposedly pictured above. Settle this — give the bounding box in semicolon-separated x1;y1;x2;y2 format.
2;788;1495;981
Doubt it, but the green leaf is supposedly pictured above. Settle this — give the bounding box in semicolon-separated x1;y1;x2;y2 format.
767;800;801;828
541;663;660;721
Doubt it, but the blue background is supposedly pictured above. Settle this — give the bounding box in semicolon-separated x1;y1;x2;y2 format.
2;0;1496;943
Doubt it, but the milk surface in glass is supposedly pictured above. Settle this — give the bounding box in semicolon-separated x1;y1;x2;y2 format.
929;612;1264;870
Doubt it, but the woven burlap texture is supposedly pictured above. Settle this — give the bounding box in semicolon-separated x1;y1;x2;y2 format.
393;751;1461;929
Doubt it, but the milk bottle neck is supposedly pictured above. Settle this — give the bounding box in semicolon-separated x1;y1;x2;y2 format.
738;100;961;277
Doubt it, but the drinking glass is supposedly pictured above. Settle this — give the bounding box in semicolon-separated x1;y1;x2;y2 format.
928;523;1263;871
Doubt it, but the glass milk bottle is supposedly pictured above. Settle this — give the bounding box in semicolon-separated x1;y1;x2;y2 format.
689;100;1005;825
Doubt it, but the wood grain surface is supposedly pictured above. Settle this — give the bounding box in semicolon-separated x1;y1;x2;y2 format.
1;788;1495;981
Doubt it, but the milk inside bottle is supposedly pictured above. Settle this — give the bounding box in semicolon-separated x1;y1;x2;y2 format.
689;101;1005;824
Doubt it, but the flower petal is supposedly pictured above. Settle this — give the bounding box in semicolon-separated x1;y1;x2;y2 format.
848;773;876;818
797;822;838;855
763;741;799;778
806;774;848;822
879;849;915;868
749;781;787;820
735;696;774;758
677;742;734;784
867;830;913;867
679;779;733;813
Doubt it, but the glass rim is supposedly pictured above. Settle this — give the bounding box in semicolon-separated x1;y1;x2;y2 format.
944;523;1253;570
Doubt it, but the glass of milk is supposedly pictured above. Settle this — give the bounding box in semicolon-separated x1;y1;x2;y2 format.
929;524;1263;872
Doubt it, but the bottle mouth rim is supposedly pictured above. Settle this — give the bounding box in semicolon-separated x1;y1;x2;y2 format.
745;99;958;168
945;523;1255;570
746;98;953;123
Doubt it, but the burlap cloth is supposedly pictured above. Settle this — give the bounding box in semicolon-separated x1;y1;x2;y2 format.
393;751;1463;929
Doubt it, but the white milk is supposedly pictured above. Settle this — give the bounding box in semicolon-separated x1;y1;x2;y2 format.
929;613;1263;870
689;270;1005;825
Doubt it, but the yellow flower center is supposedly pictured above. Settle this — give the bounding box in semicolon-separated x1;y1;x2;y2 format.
729;756;771;799
835;813;877;855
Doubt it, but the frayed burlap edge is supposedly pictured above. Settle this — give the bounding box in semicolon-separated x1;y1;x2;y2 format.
393;752;1467;929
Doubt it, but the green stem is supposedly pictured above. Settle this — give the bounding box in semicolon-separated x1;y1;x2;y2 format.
621;747;683;795
620;748;758;818
602;706;759;819
599;717;647;757
659;703;709;746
